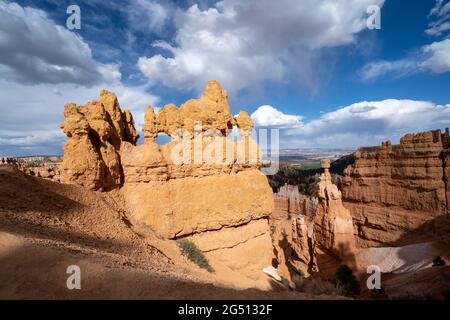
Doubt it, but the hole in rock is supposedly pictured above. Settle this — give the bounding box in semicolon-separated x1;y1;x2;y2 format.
156;132;173;146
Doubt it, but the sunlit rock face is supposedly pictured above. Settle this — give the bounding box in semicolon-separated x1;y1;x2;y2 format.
342;129;450;247
59;81;275;289
59;90;137;191
271;160;357;284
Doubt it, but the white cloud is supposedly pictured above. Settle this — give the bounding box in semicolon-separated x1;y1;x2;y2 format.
362;1;450;81
0;1;120;86
0;1;159;156
251;105;303;128
428;0;450;18
360;59;418;81
253;100;450;149
137;0;385;93
0;79;159;156
420;38;450;73
425;21;450;36
426;1;450;36
360;38;450;80
127;0;170;34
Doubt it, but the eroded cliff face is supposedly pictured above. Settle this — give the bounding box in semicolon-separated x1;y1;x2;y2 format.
271;160;357;283
59;81;274;289
342;129;450;247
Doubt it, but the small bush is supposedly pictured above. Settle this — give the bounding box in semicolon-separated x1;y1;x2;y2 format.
270;226;276;237
293;270;305;291
302;277;341;296
176;239;214;273
25;160;44;168
333;265;360;297
280;276;291;288
432;256;446;267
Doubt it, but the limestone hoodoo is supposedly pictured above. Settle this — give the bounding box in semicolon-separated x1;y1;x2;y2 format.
271;159;357;283
59;90;138;191
59;81;275;289
313;159;357;271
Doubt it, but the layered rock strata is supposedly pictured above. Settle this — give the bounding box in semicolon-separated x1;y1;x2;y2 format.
342;129;450;247
59;81;274;288
272;160;356;282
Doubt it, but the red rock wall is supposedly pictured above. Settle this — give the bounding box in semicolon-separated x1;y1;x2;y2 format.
342;128;450;247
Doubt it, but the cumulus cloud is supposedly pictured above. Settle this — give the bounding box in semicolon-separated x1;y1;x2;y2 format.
0;1;159;156
137;0;384;93
0;79;159;156
251;105;303;128
252;100;450;149
420;38;450;73
0;1;120;86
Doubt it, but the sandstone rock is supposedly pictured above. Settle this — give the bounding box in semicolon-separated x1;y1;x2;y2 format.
342;128;450;247
185;219;274;289
234;111;253;136
123;109;139;144
142;106;158;140
121;168;273;239
59;81;275;289
147;80;235;137
271;160;357;282
314;160;357;266
59;91;138;190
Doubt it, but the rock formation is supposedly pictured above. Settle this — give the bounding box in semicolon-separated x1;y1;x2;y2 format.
342;129;450;247
59;90;138;191
59;81;275;289
314;160;356;259
272;184;317;280
1;157;61;182
272;160;357;283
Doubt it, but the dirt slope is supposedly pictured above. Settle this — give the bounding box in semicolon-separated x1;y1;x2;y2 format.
0;165;338;299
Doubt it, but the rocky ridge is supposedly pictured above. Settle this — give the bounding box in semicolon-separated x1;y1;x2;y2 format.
58;81;274;289
342;129;450;247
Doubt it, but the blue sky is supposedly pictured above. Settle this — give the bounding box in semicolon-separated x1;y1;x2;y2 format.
0;0;449;155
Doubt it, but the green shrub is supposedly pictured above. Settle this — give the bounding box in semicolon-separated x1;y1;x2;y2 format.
280;276;291;289
293;270;305;291
333;265;360;297
302;277;341;296
270;226;276;237
25;160;44;168
176;239;214;273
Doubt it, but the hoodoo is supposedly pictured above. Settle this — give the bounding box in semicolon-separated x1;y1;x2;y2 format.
59;81;275;288
271;159;357;284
